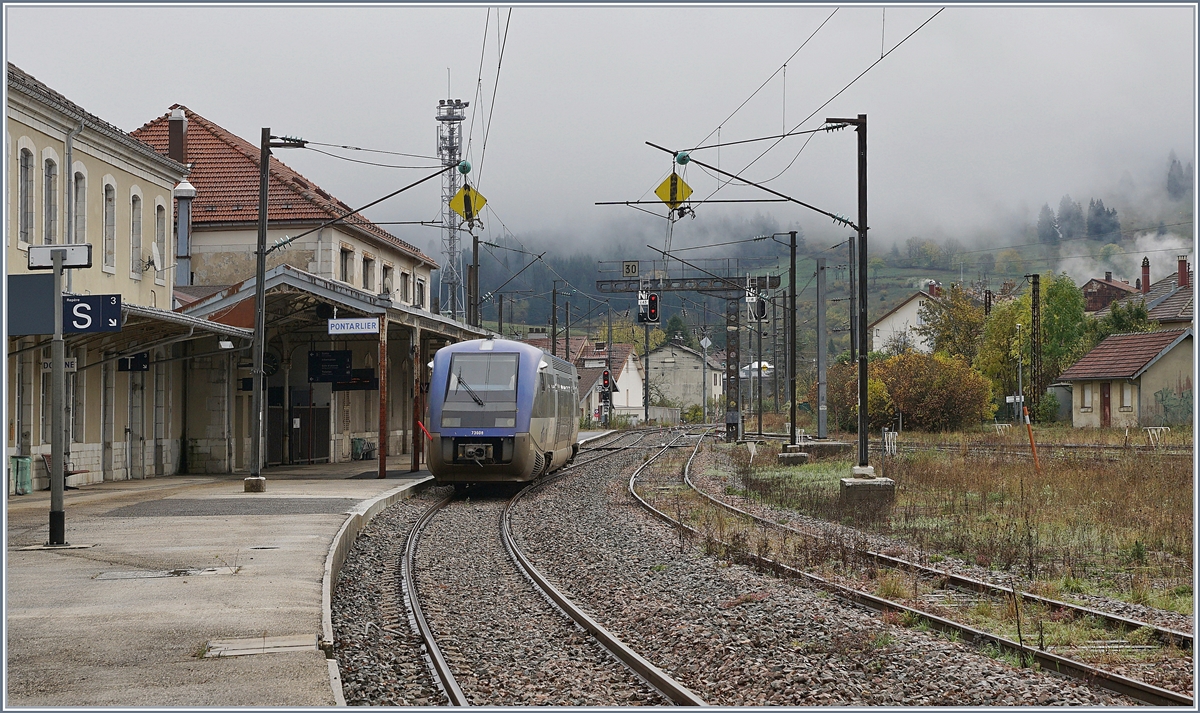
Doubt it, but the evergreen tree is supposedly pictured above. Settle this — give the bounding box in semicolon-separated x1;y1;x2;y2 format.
1036;203;1059;244
1086;198;1121;241
1167;151;1189;201
1057;195;1085;241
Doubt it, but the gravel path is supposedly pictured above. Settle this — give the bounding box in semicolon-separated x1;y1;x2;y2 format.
412;489;665;706
331;487;448;706
510;440;1138;706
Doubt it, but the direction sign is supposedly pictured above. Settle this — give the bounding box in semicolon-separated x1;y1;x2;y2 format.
117;352;150;372
28;244;93;270
449;185;487;221
309;350;353;382
622;261;639;277
700;336;712;349
655;173;692;210
1005;395;1025;403
63;294;121;333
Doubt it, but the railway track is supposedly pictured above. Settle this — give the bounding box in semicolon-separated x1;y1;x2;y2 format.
399;431;703;706
630;430;1193;707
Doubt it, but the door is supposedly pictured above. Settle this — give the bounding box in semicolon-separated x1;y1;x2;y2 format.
1100;382;1111;428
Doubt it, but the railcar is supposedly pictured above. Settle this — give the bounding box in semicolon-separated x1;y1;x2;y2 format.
428;338;579;486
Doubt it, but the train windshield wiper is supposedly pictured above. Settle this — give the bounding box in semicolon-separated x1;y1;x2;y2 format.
455;371;485;406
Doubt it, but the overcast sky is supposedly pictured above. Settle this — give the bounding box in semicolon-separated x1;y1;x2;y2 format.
5;4;1196;263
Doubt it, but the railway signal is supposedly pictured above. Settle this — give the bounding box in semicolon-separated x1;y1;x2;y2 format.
647;293;660;323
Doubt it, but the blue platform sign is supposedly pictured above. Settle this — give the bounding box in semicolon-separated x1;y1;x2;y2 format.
64;294;121;333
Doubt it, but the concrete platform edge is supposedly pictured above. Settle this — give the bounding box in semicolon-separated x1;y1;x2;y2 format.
321;475;434;704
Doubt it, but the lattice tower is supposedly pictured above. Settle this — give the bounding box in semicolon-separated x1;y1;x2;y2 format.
436;98;467;320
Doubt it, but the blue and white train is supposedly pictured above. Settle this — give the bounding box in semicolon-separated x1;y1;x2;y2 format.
427;338;579;486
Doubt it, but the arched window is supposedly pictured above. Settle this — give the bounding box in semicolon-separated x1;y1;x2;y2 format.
18;148;34;244
130;195;142;278
43;159;57;244
155;204;166;282
73;172;86;244
103;184;116;269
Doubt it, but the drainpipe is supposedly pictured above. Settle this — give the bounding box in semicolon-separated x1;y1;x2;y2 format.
63;118;84;292
173;179;196;286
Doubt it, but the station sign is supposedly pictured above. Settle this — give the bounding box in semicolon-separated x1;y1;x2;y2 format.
63;294;122;333
328;317;380;335
27;244;93;270
117;352;150;372
333;368;379;392
41;358;77;372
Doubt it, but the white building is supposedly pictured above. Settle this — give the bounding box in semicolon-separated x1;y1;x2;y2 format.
868;289;937;353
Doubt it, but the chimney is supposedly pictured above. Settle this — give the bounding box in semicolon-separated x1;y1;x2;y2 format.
168;108;187;163
1178;255;1189;289
1142;257;1151;294
1104;271;1112;282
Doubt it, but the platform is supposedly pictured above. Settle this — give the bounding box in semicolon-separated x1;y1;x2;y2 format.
5;466;431;706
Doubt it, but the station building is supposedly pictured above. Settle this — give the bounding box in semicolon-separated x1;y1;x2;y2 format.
6;63;249;489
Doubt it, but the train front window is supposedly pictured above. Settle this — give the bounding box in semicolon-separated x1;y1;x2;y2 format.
442;353;519;428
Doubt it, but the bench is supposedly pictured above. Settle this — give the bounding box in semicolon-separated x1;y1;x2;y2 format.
40;453;88;491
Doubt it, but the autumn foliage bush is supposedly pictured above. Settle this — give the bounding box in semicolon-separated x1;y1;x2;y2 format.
812;351;995;432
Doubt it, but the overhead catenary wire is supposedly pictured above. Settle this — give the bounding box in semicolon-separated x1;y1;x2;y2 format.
302;146;441;170
303;141;438;161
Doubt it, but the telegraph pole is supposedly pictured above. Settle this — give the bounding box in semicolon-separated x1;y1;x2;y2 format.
248;127;271;492
816;258;828;439
788;230;797;447
550;284;558;357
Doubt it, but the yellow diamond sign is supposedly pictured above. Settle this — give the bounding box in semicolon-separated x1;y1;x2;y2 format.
449;185;487;221
655;173;692;210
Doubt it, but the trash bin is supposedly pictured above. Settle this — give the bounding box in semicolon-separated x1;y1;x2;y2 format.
10;456;31;496
351;438;366;461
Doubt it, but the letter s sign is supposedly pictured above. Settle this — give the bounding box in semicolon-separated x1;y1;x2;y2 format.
71;302;93;330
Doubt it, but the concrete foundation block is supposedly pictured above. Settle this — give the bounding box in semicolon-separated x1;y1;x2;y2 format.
243;476;266;493
782;444;803;453
778;452;810;466
840;476;895;506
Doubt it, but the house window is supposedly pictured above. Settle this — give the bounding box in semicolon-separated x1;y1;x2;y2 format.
103;184;116;270
155;205;167;282
400;272;411;302
73;172;86;244
382;265;394;297
19;148;34;244
43;159;57;244
362;256;375;291
339;248;353;283
1081;382;1093;411
416;278;426;309
1121;382;1133;411
130;195;142;278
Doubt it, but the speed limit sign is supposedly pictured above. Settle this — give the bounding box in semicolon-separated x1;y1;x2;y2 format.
622;261;639;277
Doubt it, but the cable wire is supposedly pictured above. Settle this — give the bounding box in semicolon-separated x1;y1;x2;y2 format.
303;146;440;170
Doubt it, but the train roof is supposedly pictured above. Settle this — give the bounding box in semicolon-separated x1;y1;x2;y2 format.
439;338;576;374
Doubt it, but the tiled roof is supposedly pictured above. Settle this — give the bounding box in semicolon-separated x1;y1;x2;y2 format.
131;106;436;266
1095;271;1193;323
1083;276;1137;293
523;335;590;362
574;342;638;384
7;63;187;177
1058;329;1190;381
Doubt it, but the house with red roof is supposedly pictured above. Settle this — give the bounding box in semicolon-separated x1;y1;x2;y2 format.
1057;328;1192;427
573;341;644;423
131;106;438;309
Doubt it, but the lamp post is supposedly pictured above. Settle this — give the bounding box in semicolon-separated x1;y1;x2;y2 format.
247;128;305;492
1016;323;1023;424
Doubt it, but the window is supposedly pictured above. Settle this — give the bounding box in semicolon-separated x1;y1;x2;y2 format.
103;184;116;269
43;159;57;244
1121;382;1133;410
382;265;394;297
73;172;86;244
1081;382;1093;411
400;272;411;302
155;204;166;281
130;195;142;278
19;148;34;244
416;278;425;309
362;255;375;291
339;248;353;283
